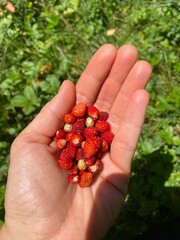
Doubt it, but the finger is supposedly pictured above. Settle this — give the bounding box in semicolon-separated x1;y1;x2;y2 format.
110;89;150;174
76;44;117;105
94;44;138;110
119;60;152;97
109;61;152;129
19;80;76;144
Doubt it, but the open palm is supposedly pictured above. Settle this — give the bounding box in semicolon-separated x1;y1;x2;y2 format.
1;44;152;240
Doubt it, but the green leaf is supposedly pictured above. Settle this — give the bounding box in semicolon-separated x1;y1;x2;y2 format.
173;137;180;146
0;142;8;149
0;164;8;175
141;141;155;155
23;104;35;115
11;95;28;107
156;95;170;111
59;57;69;74
40;74;60;94
160;127;173;145
24;86;36;101
64;0;79;14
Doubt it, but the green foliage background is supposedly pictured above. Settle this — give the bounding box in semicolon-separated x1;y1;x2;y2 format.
0;0;179;238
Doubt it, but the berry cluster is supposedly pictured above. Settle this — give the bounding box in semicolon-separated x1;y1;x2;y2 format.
54;102;114;187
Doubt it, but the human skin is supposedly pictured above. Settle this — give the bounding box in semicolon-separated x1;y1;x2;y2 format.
0;44;152;240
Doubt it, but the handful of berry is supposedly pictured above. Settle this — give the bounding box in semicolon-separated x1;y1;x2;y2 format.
53;102;114;187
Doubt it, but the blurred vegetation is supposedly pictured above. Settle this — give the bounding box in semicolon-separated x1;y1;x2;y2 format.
0;0;179;238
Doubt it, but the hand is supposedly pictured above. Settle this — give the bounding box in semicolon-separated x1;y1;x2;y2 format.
0;44;152;240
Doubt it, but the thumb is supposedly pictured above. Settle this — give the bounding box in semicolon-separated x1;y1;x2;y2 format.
19;80;76;144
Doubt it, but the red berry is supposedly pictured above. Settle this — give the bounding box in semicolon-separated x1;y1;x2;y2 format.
88;159;103;174
95;150;103;159
84;157;95;166
72;119;85;134
79;170;86;176
76;148;84;161
69;165;79;175
61;145;76;159
79;172;93;187
53;102;114;187
95;121;110;132
99;111;109;121
68;174;80;183
66;131;74;142
101;140;109;152
72;102;87;118
54;129;67;141
58;156;73;170
87;105;99;119
69;133;84;148
101;131;114;144
84;136;101;158
56;139;67;149
64;113;76;124
83;126;98;138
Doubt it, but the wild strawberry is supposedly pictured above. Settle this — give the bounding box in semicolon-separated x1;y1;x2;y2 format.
79;170;86;176
85;117;95;127
64;123;72;132
95;150;103;159
99;111;109;121
79;172;93;187
101;131;114;144
77;159;87;170
66;131;74;142
87;105;99;119
84;157;95;166
58;156;73;170
54;129;67;141
101;140;109;152
76;148;84;161
61;145;76;159
69;165;79;175
72;102;87;118
64;113;76;124
72;119;85;134
53;102;114;187
83;127;98;138
95;121;110;132
56;139;67;149
84;136;101;158
69;133;84;148
88;159;103;174
68;174;80;183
